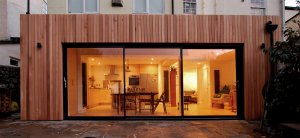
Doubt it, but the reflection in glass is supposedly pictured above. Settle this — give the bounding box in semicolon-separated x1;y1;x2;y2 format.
183;49;237;116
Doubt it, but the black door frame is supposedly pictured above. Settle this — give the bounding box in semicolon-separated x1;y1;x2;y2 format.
62;43;244;120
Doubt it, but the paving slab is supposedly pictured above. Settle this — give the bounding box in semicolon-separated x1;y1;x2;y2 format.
0;114;263;138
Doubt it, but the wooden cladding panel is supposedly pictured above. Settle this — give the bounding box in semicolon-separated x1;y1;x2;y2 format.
20;15;28;120
20;14;281;120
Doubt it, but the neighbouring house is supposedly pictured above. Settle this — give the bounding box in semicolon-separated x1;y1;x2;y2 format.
285;6;299;23
0;0;46;115
285;7;300;29
20;0;283;121
0;0;47;67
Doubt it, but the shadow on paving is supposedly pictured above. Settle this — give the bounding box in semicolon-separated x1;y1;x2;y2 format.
0;113;263;138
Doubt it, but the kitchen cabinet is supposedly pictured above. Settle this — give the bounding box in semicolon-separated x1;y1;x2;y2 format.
87;88;112;108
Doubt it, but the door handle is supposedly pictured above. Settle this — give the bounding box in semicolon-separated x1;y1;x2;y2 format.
64;77;67;88
236;80;240;89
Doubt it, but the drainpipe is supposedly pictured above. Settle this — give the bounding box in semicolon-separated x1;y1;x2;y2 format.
26;0;30;14
265;21;278;76
280;0;285;39
171;0;174;14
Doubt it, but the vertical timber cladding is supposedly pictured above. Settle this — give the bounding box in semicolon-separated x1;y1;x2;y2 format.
20;14;282;120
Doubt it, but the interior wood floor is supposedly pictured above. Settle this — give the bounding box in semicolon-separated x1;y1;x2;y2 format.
71;103;237;117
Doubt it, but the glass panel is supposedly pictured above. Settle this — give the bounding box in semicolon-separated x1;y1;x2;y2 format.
251;0;265;7
149;0;164;13
134;0;147;13
67;48;124;117
85;0;98;12
183;49;237;116
125;48;181;116
68;0;83;13
183;2;196;14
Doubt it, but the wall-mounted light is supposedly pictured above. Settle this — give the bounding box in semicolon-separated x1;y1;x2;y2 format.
37;43;42;49
266;21;278;33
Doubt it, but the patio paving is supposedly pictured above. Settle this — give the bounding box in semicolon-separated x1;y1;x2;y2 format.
0;114;263;138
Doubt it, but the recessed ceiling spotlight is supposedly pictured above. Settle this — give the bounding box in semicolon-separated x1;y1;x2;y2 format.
150;62;153;64
98;62;101;65
91;58;95;61
151;58;154;61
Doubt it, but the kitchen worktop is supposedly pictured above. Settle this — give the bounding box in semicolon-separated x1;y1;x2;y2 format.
87;88;112;108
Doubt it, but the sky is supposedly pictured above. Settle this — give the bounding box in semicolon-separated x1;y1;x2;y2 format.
286;0;298;7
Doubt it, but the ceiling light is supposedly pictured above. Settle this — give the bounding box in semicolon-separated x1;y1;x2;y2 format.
91;58;95;61
151;58;154;61
150;62;153;64
98;62;100;65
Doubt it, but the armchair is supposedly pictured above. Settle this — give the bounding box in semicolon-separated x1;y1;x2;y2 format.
211;94;230;109
211;85;236;109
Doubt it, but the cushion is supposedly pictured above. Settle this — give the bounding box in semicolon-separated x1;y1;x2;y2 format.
219;85;230;94
214;93;222;98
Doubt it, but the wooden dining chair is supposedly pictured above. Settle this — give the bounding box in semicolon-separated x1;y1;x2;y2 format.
153;91;167;113
138;91;152;112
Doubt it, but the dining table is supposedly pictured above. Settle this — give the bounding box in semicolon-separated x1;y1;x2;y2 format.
111;92;158;114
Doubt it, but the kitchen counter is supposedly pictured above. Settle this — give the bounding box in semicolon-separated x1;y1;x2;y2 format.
88;87;107;90
87;88;112;108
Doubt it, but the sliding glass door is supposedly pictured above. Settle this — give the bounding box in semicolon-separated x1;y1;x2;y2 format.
124;48;181;116
66;48;124;117
64;44;242;119
182;49;237;116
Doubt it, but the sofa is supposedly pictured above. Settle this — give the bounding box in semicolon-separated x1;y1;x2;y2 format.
184;91;198;103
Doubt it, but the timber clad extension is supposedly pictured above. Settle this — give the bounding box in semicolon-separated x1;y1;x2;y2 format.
20;14;281;120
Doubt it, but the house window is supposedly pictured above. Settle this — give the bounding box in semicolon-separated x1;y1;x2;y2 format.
68;0;99;13
183;0;196;14
134;0;164;14
251;0;265;15
10;57;19;67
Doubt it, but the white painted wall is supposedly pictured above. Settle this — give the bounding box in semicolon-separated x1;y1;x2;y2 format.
0;0;8;40
48;0;282;15
0;44;20;66
47;0;67;14
6;0;47;38
0;0;46;66
266;0;281;16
